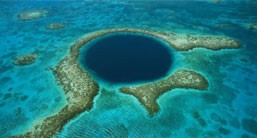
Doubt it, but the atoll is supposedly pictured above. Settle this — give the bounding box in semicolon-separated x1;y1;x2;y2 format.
18;10;47;21
120;69;208;115
13;28;241;137
46;23;65;30
13;54;37;66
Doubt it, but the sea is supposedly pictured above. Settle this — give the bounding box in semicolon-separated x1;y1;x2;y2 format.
0;0;257;138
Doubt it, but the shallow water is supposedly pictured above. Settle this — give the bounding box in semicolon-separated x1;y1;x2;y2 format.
0;0;257;138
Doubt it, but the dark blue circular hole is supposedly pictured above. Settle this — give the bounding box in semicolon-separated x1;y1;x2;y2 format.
79;33;173;84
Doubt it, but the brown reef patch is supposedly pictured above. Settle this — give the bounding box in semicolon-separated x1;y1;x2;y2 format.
13;53;37;66
46;23;65;30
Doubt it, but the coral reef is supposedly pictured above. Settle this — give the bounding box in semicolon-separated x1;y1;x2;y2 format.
84;28;240;51
13;31;103;138
161;33;240;51
46;23;65;30
13;54;37;66
18;10;47;20
120;69;209;115
13;35;99;138
13;28;241;137
249;23;257;31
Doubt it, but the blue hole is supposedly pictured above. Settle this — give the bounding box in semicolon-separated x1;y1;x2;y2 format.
79;33;173;84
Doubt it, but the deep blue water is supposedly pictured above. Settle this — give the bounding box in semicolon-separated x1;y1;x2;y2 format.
1;0;257;138
80;34;172;84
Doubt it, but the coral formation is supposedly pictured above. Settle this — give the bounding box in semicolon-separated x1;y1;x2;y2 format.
83;28;240;51
13;28;241;137
13;32;99;138
120;69;209;114
13;54;37;66
46;23;65;30
249;23;257;31
162;33;240;51
18;10;47;20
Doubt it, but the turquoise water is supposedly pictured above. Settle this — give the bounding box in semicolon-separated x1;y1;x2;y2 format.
79;33;172;84
0;0;257;138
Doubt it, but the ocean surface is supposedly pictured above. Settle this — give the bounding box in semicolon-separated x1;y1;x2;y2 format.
0;0;257;138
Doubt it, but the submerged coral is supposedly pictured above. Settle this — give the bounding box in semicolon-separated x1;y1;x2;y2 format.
46;23;65;30
13;54;37;66
18;10;47;20
249;23;257;31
